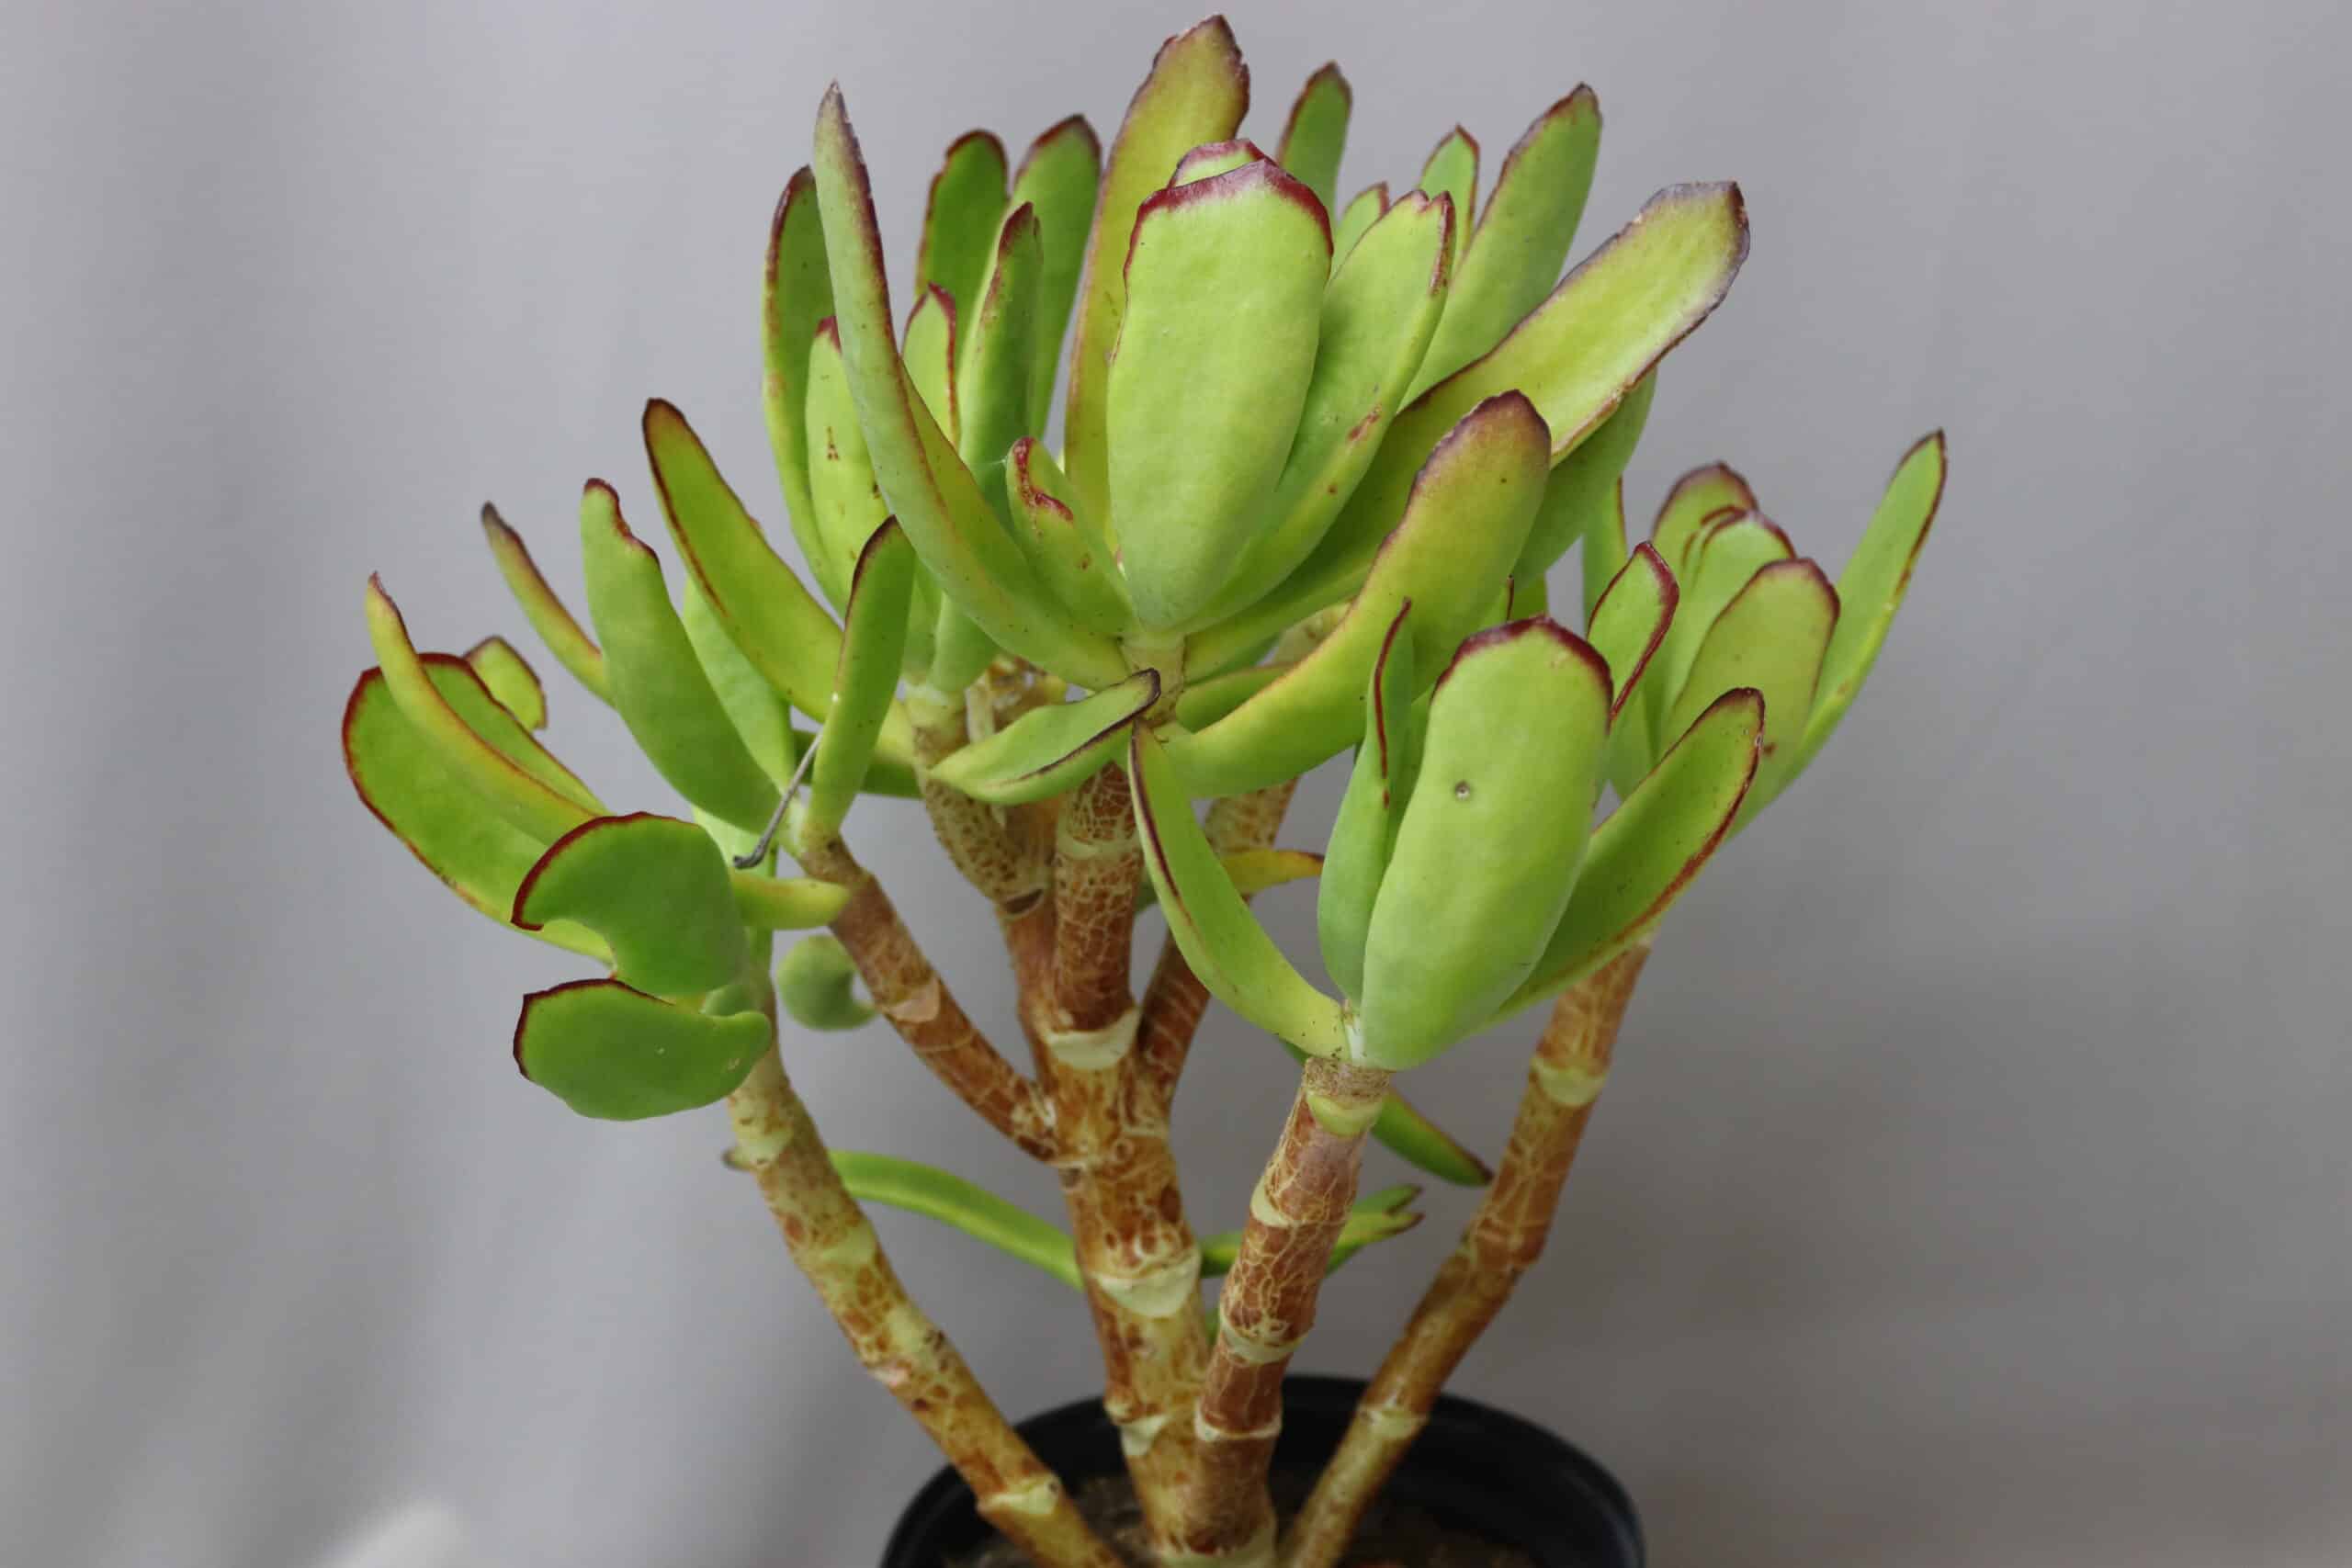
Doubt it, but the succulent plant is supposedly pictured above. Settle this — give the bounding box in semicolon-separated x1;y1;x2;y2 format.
343;16;1945;1566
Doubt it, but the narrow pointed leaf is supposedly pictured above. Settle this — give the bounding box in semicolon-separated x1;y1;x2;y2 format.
514;979;769;1121
479;505;610;704
678;571;801;784
776;932;876;1031
1062;17;1250;519
929;669;1159;805
1661;558;1838;825
802;321;885;608
1310;183;1748;615
344;666;606;958
1170;659;1290;731
513;813;751;997
902;287;959;450
1317;602;1416;1001
1791;432;1948;779
1134;846;1320;912
1129;727;1348;1055
577;482;780;834
364;579;600;843
913;130;1009;321
806;521;916;840
811;88;1126;688
1409;88;1601;399
1519;367;1655;580
1331;182;1387;265
761;168;838;590
1268;1033;1493;1185
1108;159;1332;628
1510;687;1763;1010
1275;63;1351;212
1188;190;1454;627
831;1150;1082;1290
729;871;853;931
1008;115;1102;434
1358;618;1613;1069
1168;392;1551;797
955;204;1042;482
1006;438;1133;637
465;636;546;730
1650;461;1758;578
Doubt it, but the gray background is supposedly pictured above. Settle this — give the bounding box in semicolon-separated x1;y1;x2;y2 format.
5;0;2346;1563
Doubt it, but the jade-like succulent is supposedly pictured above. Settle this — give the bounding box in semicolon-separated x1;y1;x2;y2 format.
341;17;1946;1566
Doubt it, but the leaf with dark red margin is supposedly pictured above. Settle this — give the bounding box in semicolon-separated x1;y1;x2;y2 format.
955;203;1041;484
913;130;1008;323
1330;182;1388;266
1519;367;1655;581
1275;63;1351;212
1004;438;1132;637
1008;115;1101;434
479;505;610;704
513;978;769;1121
1660;558;1838;828
513;813;751;997
1586;542;1677;725
761;168;838;592
1645;510;1795;745
1415;126;1480;273
465;636;546;730
1170;137;1271;186
930;668;1159;805
1649;460;1758;579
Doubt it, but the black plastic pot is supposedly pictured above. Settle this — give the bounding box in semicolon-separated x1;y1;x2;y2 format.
881;1373;1642;1567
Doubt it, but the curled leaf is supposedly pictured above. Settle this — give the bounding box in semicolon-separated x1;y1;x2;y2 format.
514;979;769;1121
513;813;751;998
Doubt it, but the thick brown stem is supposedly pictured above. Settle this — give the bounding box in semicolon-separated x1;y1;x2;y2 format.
1178;1055;1392;1565
1026;766;1215;1557
727;1046;1120;1568
911;688;1052;908
1134;781;1300;1115
1283;948;1650;1568
798;834;1057;1162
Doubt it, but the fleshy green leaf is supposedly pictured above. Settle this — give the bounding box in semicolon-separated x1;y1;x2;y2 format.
1170;138;1270;186
956;204;1042;483
729;872;853;931
1649;460;1758;579
776;933;876;1031
1789;431;1947;780
364;578;601;844
805;521;916;841
1134;846;1320;912
577;481;780;834
811;87;1126;688
914;130;1009;323
1170;660;1291;731
1330;182;1388;266
479;504;611;705
1415;126;1480;274
1309;183;1748;616
1129;727;1348;1055
929;669;1159;805
1108;159;1332;628
1645;510;1794;743
1520;368;1655;581
514;979;769;1121
465;636;546;730
513;813;751;997
1062;16;1250;519
760;168;838;596
1275;63;1351;213
1168;391;1551;797
1585;542;1677;723
1008;115;1102;434
678;571;802;785
1357;618;1612;1070
1006;438;1134;638
1509;686;1762;1011
1409;88;1601;399
1187;189;1455;629
831;1150;1082;1290
344;664;607;958
1317;602;1417;1002
901;285;959;443
1661;558;1838;827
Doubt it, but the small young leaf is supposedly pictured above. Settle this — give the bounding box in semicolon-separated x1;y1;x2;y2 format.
831;1150;1081;1290
729;871;853;931
1266;1033;1493;1186
928;669;1159;805
1645;510;1794;741
1275;63;1351;213
956;204;1042;483
577;481;780;835
1129;727;1348;1055
513;813;751;997
775;932;876;1031
901;285;960;445
1649;460;1758;579
479;504;611;705
1170;137;1271;186
1584;542;1677;723
464;636;546;730
514;979;769;1121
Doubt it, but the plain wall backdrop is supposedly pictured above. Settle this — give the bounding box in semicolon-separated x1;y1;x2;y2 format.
4;0;2346;1563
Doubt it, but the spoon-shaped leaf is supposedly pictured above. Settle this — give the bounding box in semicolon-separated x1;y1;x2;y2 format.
1645;510;1794;742
514;979;769;1121
363;579;601;843
344;665;606;958
513;813;751;997
1275;63;1351;212
929;669;1159;805
1508;686;1763;1011
1108;159;1332;628
1585;542;1677;724
1649;460;1758;578
1009;116;1101;434
464;636;546;730
1061;16;1250;518
1129;727;1348;1055
479;504;611;705
577;481;780;835
955;203;1042;484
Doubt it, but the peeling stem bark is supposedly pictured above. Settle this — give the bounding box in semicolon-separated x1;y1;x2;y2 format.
726;1044;1121;1568
1282;947;1650;1568
1177;1055;1393;1565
